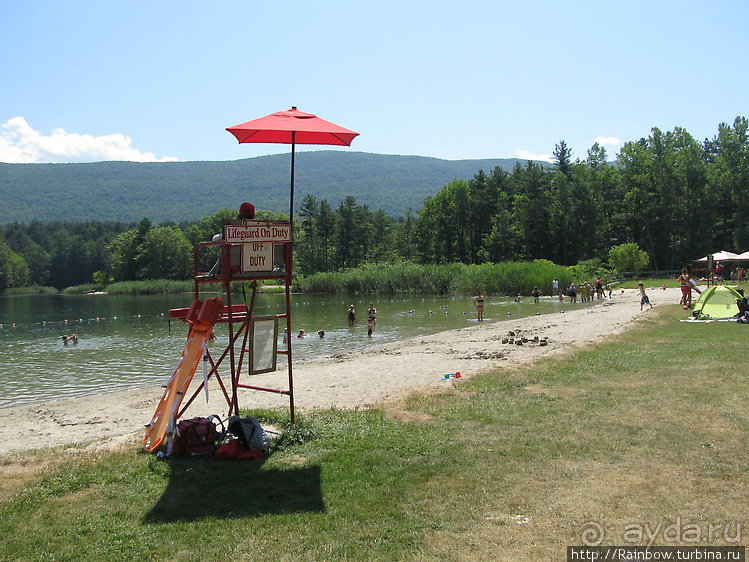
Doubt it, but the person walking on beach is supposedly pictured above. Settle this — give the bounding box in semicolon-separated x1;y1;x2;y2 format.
677;268;691;307
347;304;357;327
638;282;653;311
474;291;485;321
595;277;604;299
552;278;559;296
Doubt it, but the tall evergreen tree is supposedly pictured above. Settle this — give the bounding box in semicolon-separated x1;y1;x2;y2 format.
298;194;320;275
511;162;554;260
707;117;749;251
335;196;357;269
318;199;334;272
553;140;573;178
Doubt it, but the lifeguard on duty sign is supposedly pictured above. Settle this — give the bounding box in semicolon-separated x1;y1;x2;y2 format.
224;221;291;273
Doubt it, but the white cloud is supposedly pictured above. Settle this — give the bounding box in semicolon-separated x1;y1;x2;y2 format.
515;149;553;163
594;136;622;147
0;117;179;163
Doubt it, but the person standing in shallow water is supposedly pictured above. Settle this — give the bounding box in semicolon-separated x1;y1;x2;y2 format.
568;283;577;303
367;303;377;326
347;304;357;327
474;291;485;321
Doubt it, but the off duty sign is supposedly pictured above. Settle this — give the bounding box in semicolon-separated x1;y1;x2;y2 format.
224;221;291;273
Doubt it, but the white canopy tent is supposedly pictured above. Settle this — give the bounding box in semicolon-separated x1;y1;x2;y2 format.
695;250;741;262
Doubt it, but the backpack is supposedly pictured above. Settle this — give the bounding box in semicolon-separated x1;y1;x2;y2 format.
227;415;270;454
214;439;265;461
172;416;222;457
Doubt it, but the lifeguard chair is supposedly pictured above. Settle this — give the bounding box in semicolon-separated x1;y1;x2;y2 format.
142;218;295;452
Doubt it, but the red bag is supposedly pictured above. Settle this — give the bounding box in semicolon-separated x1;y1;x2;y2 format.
214;439;264;461
172;416;219;456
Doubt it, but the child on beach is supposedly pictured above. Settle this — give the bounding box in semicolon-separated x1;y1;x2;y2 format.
366;319;373;337
638;283;653;311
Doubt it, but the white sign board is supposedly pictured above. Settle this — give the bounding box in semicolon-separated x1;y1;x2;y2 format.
225;221;291;244
241;241;274;272
224;221;290;273
249;316;278;374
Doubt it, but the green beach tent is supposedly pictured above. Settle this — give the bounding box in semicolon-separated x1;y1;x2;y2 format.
692;285;742;320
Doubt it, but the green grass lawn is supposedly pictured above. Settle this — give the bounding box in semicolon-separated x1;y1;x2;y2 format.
1;305;747;561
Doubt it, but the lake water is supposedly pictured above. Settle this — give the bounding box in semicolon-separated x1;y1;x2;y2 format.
0;292;591;408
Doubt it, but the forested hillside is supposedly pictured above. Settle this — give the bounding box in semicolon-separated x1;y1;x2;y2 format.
1;118;747;292
0;152;526;224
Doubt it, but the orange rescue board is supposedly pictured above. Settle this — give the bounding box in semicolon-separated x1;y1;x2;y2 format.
142;298;222;452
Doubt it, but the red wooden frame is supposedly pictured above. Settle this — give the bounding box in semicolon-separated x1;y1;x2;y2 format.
172;222;295;423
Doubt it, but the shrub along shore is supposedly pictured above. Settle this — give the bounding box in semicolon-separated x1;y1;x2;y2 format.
52;260;581;297
16;261;691;298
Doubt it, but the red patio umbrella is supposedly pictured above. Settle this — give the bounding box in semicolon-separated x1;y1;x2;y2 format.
227;107;359;224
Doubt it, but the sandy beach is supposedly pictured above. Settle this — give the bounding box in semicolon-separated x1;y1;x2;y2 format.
0;288;681;457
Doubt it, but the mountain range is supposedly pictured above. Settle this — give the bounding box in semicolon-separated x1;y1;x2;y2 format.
0;151;530;224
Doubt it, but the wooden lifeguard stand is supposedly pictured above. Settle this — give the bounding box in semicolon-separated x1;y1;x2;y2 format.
176;218;295;423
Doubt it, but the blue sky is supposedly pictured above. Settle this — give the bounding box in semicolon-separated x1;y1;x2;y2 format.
1;1;747;164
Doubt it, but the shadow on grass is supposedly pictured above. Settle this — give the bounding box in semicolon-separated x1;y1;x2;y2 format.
143;457;325;523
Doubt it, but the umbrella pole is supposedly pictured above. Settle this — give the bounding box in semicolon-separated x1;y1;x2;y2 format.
289;132;295;233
